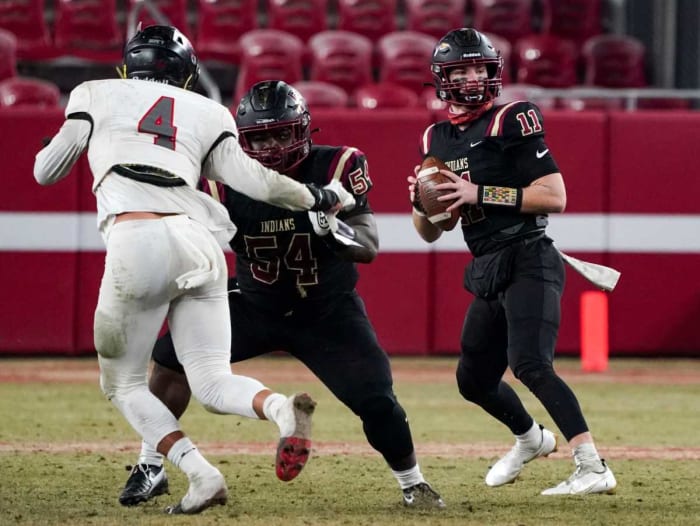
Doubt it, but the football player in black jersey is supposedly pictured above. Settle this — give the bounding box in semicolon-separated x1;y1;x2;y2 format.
408;28;616;496
120;80;444;509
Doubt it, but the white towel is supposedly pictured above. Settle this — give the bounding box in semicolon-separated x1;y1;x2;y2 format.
164;215;222;290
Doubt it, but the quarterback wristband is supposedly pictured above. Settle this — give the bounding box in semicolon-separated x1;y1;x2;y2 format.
478;185;523;211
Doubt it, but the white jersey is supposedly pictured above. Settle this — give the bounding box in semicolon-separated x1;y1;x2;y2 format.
33;78;316;244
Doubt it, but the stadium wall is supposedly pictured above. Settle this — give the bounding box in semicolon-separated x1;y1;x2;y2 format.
1;108;698;356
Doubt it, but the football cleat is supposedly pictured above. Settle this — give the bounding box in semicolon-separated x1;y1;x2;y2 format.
541;460;617;495
165;468;227;514
275;393;316;482
402;482;446;509
119;463;169;506
485;426;558;487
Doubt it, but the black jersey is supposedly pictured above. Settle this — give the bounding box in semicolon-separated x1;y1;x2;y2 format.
202;145;372;316
421;100;559;256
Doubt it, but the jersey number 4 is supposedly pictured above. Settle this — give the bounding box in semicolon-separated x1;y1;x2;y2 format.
138;96;177;150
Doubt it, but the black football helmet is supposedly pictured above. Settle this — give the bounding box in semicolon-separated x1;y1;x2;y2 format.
121;24;199;90
235;80;311;174
431;28;503;107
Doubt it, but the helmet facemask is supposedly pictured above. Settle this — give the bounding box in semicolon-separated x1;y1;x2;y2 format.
432;56;503;108
236;81;312;175
431;28;504;110
238;116;311;174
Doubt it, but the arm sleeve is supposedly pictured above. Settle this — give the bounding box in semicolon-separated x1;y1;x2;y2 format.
33;83;93;186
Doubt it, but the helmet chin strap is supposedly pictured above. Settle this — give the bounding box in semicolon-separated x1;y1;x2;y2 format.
448;101;494;125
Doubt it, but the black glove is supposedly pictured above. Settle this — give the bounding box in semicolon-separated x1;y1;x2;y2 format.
306;183;340;212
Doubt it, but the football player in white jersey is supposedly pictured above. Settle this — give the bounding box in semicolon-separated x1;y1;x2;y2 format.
33;25;353;515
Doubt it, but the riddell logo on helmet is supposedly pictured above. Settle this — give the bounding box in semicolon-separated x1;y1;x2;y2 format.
462;52;481;58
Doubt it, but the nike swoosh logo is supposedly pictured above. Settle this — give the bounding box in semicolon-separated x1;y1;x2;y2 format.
536;148;549;159
470;141;483;147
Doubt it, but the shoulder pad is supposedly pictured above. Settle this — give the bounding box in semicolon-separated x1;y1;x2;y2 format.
65;82;92;118
485;100;546;142
330;146;372;196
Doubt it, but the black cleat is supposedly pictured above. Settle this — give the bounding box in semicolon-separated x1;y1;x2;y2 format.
402;482;446;509
119;464;169;506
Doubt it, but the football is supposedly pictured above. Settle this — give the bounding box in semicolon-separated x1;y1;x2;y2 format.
417;156;460;231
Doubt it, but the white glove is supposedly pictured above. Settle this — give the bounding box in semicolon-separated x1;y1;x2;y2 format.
324;180;356;212
308;209;338;237
307;211;361;249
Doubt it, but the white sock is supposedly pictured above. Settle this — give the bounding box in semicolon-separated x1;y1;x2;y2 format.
573;442;602;467
166;437;214;479
392;464;425;490
137;440;164;467
515;421;542;447
262;393;290;435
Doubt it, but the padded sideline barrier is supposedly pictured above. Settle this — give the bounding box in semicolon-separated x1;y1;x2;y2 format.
1;108;699;355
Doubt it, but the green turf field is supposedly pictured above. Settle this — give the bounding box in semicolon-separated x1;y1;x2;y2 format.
1;356;698;525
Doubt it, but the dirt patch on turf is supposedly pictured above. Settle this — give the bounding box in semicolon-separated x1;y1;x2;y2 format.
2;357;698;462
1;440;699;460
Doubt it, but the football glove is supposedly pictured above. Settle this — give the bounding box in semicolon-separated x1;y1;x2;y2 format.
307;181;355;213
308;211;361;251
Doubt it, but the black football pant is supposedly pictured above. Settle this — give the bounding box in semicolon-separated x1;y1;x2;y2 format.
456;238;590;441
153;287;416;469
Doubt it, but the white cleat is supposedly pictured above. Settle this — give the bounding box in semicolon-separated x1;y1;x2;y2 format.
485;426;558;487
275;393;316;482
165;468;228;514
541;460;617;495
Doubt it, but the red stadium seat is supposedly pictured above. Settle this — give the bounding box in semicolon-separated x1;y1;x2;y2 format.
292;80;349;108
376;31;437;95
514;34;579;88
354;82;419;109
266;0;328;44
404;0;466;40
0;0;55;60
0;28;17;81
0;77;60;107
234;29;304;103
127;0;191;36
54;0;123;62
336;0;397;43
308;30;374;97
483;31;512;84
582;34;646;88
195;0;258;64
471;0;535;47
541;0;603;46
581;34;688;109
